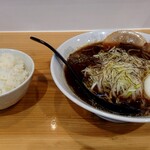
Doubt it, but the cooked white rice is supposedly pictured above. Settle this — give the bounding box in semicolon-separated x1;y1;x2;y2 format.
0;53;29;95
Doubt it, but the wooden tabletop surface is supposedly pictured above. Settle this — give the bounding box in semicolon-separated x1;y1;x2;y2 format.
0;30;150;150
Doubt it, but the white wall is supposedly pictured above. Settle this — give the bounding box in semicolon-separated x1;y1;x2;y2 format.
0;0;150;31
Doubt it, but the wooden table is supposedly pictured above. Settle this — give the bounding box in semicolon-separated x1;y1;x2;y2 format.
0;30;150;150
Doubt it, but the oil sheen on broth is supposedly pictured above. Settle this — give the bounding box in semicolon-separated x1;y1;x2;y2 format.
65;42;150;116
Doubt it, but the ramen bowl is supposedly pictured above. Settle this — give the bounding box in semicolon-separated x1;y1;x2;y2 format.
51;29;150;123
0;49;34;110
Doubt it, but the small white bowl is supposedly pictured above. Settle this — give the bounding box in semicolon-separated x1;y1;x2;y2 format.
51;29;150;123
0;49;34;110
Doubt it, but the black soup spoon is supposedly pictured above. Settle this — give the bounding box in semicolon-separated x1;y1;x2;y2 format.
30;36;141;115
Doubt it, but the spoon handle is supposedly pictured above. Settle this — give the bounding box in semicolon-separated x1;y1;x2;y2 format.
30;37;82;82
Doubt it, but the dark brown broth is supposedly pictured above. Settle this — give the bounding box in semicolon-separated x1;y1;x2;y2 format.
64;42;150;113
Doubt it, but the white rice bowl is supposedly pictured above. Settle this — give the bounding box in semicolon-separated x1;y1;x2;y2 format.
0;49;34;110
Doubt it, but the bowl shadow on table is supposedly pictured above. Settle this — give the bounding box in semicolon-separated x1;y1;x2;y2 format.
70;99;144;133
54;91;144;136
0;69;48;116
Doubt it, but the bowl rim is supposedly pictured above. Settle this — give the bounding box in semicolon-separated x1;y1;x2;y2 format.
0;48;35;98
51;29;150;123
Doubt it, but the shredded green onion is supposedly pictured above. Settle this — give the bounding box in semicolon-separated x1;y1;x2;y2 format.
82;47;150;103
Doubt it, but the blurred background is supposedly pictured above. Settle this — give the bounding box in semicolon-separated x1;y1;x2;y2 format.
0;0;149;31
